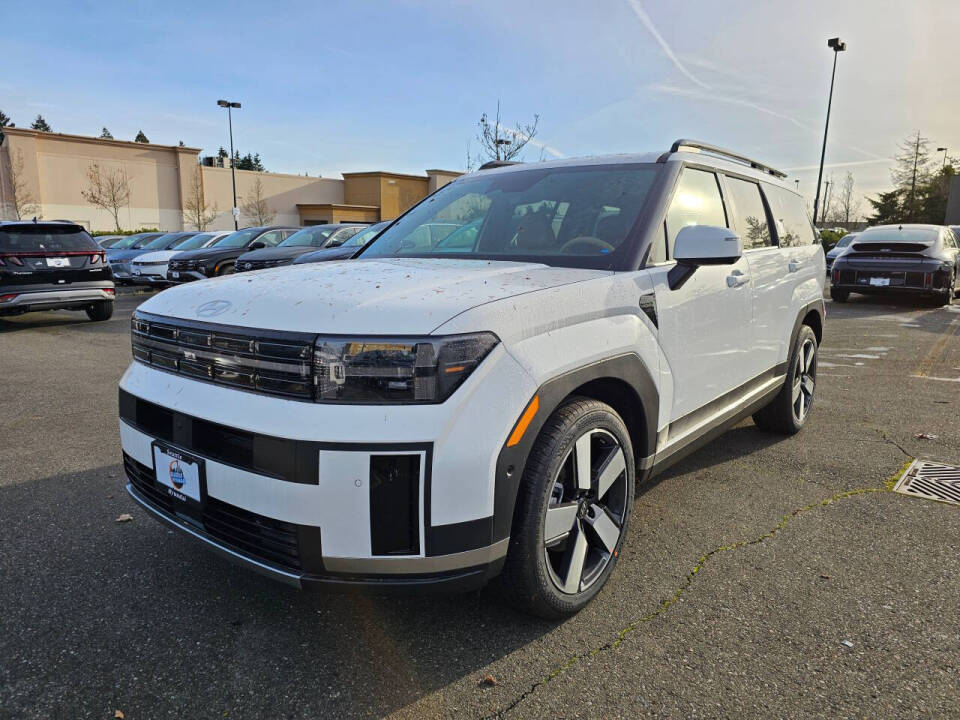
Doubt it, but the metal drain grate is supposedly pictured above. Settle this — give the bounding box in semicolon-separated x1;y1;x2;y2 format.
893;460;960;506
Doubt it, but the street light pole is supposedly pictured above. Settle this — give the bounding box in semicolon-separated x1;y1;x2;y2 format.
217;99;242;229
813;37;846;225
937;147;948;168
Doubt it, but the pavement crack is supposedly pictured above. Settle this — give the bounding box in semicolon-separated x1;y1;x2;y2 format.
488;465;914;719
875;428;913;459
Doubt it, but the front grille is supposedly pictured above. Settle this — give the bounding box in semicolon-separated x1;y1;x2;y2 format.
132;312;315;400
124;452;303;571
236;259;288;272
168;259;197;272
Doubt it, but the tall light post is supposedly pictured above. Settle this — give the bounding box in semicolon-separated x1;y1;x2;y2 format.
937;146;948;168
217;99;241;229
813;37;846;224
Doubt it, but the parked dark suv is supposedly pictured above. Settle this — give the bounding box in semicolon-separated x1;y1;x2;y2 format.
167;226;298;282
0;221;116;320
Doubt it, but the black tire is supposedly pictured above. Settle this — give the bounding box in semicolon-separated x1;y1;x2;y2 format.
86;301;114;322
499;397;634;619
216;263;235;276
830;288;849;303
753;325;818;435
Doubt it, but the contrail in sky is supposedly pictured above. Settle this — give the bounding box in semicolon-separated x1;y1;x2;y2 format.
626;0;710;89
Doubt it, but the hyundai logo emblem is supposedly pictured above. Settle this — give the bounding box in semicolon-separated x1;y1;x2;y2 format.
196;299;232;317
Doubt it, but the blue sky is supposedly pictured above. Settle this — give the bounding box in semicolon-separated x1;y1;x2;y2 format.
5;0;959;211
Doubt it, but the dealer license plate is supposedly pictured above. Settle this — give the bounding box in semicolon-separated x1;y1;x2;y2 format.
153;444;204;504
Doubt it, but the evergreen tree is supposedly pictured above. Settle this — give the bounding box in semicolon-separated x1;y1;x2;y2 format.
0;109;11;127
891;132;932;222
99;127;113;139
31;114;52;131
866;189;902;225
134;130;149;143
918;165;956;224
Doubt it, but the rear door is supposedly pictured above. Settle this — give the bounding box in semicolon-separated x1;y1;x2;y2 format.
647;167;754;426
721;175;784;378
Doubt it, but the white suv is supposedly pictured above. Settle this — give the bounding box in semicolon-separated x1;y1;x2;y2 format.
118;140;825;618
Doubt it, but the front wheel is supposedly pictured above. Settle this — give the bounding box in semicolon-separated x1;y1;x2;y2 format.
216;263;235;276
86;301;114;322
753;325;818;435
500;397;634;619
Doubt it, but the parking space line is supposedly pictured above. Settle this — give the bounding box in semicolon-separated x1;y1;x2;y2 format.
914;316;960;378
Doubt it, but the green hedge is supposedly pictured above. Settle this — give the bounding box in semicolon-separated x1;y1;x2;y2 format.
819;228;848;252
90;228;161;237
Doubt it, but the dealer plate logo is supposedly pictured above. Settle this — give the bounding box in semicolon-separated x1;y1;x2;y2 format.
196;300;232;317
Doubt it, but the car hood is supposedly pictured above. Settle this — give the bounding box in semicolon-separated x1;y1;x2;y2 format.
294;246;358;264
236;246;315;262
138;257;611;334
133;250;181;263
107;248;149;261
170;247;244;261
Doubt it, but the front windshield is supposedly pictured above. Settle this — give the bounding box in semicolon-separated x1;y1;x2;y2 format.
213;228;261;248
172;233;212;250
343;222;388;248
143;233;185;250
360;164;659;268
111;234;145;249
280;226;334;248
836;235;854;248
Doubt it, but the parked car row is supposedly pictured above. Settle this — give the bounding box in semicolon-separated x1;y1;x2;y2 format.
828;224;959;306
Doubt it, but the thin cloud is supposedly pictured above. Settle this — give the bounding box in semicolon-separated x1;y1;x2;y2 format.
783;158;893;172
496;122;565;159
626;0;709;89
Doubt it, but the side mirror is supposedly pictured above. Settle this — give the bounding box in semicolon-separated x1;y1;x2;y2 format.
668;225;742;290
249;241;266;250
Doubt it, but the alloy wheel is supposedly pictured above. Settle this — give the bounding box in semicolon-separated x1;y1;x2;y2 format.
543;429;628;595
792;338;817;423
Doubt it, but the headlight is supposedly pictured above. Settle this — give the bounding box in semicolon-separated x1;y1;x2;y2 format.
313;332;499;403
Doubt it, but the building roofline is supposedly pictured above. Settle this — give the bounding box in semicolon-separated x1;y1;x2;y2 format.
295;203;381;210
341;170;431;181
0;126;202;152
424;169;463;175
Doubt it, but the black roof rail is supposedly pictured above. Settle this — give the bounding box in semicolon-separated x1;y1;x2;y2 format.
665;139;787;179
478;160;521;171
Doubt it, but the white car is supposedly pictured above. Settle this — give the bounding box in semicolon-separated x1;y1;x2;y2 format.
118;140;825;618
130;231;231;285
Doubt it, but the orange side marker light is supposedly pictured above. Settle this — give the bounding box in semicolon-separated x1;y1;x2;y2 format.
507;395;540;447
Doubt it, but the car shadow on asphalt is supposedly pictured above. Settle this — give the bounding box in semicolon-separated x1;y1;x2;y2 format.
637;423;788;498
0;464;554;717
827;293;959;334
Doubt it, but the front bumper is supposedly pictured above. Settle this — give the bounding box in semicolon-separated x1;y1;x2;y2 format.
117;346;535;591
0;285;114;314
166;269;206;283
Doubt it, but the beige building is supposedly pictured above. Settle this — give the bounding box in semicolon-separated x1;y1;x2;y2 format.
0;127;460;231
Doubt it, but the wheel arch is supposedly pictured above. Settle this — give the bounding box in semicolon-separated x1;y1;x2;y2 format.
492;354;659;543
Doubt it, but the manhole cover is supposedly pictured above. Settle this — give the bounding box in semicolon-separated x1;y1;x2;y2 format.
893;460;960;506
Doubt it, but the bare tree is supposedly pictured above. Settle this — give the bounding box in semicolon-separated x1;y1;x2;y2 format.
835;171;861;223
3;148;41;219
81;162;131;231
476;101;539;163
182;166;217;230
240;177;274;225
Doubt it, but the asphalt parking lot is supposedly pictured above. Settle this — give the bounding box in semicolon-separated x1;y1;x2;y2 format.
1;290;959;719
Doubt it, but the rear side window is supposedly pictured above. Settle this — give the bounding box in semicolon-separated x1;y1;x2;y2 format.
725;177;772;249
0;226;98;252
764;184;817;247
664;168;727;260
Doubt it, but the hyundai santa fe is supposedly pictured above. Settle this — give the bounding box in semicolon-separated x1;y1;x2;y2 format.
119;140;825;618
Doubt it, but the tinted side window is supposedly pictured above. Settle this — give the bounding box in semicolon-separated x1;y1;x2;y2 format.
726;177;771;249
764;184;817;247
665;168;727;259
258;230;284;246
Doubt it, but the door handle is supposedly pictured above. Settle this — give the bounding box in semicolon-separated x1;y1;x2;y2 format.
726;270;749;288
788;259;802;273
